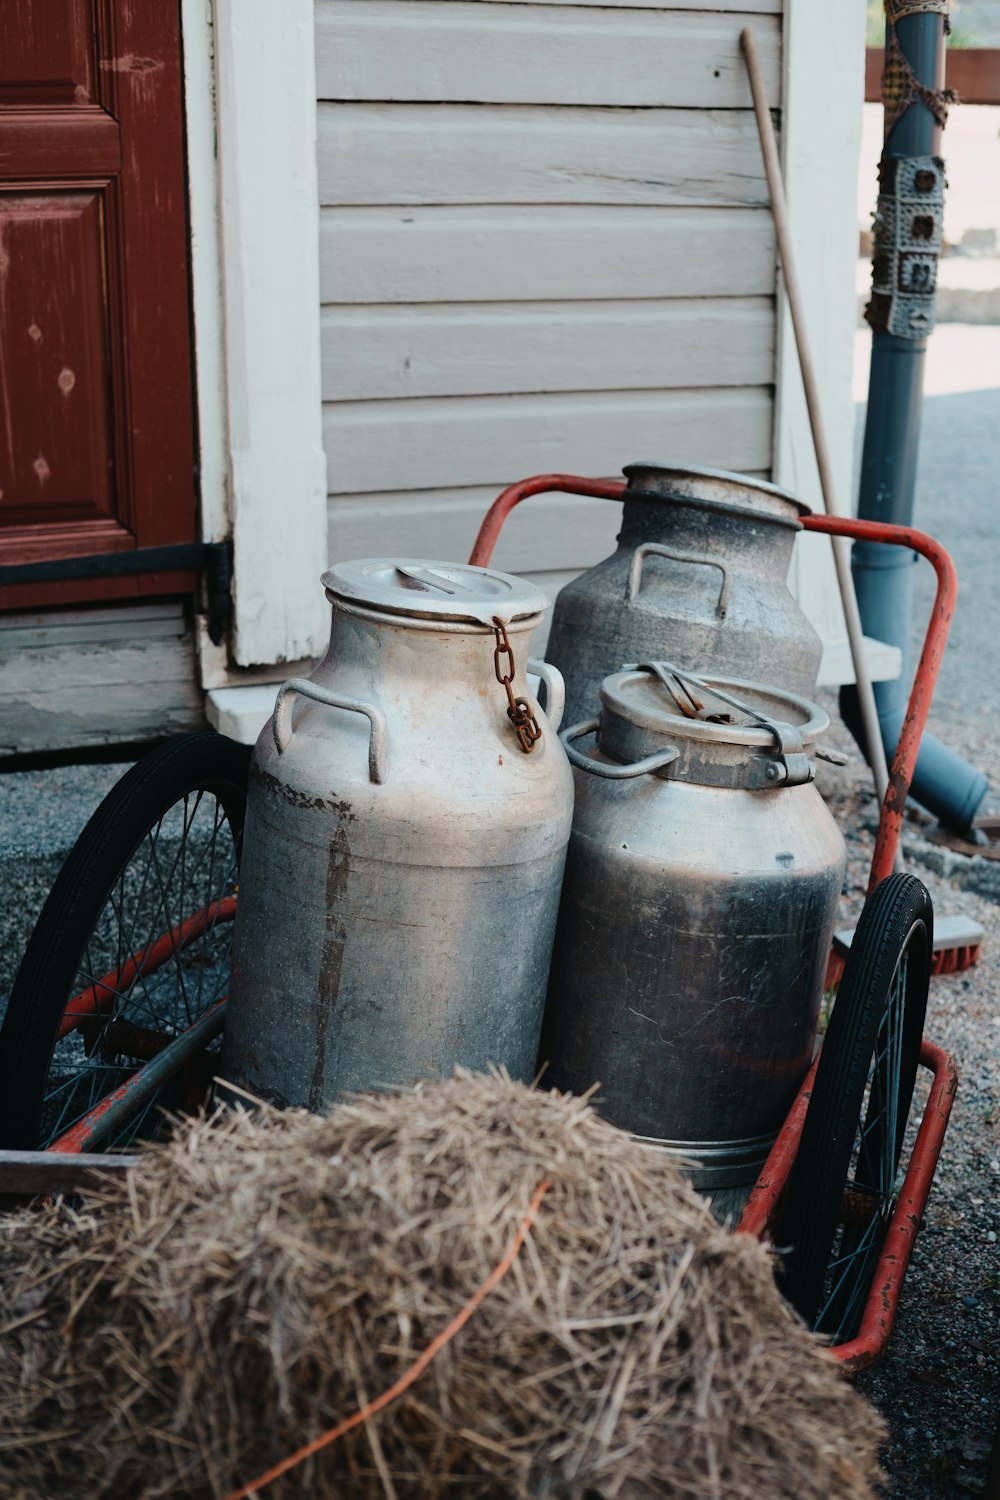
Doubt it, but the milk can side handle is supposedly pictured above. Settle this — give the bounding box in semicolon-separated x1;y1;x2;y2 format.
272;679;389;784
560;719;679;780
626;544;731;617
527;658;565;732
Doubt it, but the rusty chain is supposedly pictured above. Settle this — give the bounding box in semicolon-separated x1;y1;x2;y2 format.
492;617;541;753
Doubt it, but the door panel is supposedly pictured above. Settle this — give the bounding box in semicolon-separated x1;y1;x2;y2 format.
0;193;115;530
0;0;196;609
0;0;96;106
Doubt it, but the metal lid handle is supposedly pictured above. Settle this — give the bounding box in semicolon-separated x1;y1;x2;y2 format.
626;543;731;617
527;658;566;733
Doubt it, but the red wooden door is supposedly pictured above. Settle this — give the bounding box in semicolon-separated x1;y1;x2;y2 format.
0;0;197;610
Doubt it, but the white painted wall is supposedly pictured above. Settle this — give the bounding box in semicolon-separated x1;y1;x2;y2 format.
319;0;782;608
776;0;871;670
194;0;871;721
315;0;874;690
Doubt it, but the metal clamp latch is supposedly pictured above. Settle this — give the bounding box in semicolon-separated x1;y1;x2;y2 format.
638;662;815;787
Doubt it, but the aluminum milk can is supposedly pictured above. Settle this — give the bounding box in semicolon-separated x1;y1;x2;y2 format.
221;559;574;1110
539;663;846;1188
545;463;824;725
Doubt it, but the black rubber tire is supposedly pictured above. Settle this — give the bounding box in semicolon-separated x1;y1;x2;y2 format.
0;732;251;1150
777;872;933;1341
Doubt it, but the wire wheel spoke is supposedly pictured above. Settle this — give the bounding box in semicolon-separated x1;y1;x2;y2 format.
0;736;251;1152
49;800;237;1136
776;875;932;1347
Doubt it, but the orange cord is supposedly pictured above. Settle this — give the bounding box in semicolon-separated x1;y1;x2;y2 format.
221;1179;551;1500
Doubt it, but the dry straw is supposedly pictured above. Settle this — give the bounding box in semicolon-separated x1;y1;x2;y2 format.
0;1071;884;1498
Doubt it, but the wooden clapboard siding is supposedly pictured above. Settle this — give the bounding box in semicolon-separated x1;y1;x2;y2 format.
329;490;623;574
522;571;578;653
317;104;767;209
315;2;779;109
328;471;772;574
324;387;772;495
322;298;774;402
318;0;782;590
319;206;775;304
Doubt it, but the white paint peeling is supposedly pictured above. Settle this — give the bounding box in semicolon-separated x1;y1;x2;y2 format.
100;54;165;74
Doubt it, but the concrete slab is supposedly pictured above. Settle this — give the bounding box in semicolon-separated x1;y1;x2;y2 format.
206;685;277;746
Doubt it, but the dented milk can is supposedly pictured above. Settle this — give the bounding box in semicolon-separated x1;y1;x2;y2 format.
221;560;574;1110
545;463;824;725
538;663;846;1188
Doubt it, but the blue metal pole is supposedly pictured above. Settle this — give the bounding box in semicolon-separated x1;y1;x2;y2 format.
848;5;987;831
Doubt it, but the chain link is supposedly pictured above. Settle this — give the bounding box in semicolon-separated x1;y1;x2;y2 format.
492;617;542;753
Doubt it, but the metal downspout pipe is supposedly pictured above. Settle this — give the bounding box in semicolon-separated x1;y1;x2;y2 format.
845;4;987;831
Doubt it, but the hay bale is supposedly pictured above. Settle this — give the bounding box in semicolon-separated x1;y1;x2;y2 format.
0;1072;884;1499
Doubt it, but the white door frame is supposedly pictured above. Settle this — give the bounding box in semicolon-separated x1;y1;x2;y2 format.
181;0;329;682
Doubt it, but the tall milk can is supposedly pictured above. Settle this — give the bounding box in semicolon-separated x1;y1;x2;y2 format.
221;560;574;1110
539;663;846;1188
545;463;824;725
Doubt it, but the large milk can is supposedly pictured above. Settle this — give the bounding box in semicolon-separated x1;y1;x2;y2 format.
538;663;846;1188
545;464;824;725
221;559;574;1110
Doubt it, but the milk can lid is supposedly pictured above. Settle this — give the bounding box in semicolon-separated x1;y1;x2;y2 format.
597;663;830;790
321;559;549;625
622;462;811;520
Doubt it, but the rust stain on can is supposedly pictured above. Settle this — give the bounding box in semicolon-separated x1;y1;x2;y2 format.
252;762;355;819
310;822;352;1112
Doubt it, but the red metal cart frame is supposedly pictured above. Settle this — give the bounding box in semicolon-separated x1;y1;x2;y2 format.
31;471;960;1373
468;472;961;1372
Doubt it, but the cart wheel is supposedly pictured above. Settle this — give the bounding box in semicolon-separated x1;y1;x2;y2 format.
777;873;932;1343
0;733;251;1152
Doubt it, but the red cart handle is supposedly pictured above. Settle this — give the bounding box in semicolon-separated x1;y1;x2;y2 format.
801;515;956;890
468;474;625;568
